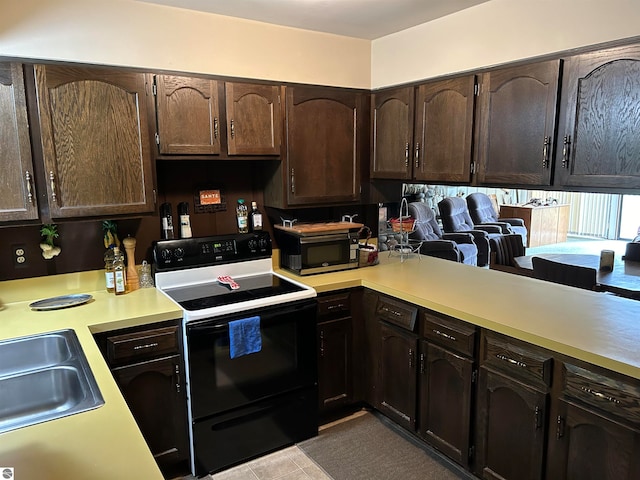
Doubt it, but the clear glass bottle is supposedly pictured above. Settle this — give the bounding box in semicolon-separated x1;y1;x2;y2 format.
113;247;127;295
236;199;249;233
249;201;263;232
104;248;115;293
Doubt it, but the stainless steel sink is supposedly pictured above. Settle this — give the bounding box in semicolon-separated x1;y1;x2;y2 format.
0;329;104;435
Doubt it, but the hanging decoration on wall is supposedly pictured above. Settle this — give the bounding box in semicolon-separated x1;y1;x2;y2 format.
40;224;61;259
102;220;121;249
194;186;227;213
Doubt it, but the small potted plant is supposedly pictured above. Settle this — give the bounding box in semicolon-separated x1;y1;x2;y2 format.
40;224;61;259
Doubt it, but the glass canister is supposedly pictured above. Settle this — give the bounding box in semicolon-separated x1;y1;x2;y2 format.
139;260;154;288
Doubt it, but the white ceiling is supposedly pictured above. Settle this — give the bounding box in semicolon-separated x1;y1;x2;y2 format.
136;0;489;40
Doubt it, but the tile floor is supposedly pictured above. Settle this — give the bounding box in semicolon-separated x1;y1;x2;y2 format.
201;411;368;480
207;445;331;480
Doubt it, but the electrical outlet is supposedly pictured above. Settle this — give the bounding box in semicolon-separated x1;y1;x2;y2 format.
13;244;28;268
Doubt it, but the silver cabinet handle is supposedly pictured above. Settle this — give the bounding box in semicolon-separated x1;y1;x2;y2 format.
213;117;219;139
432;329;456;342
414;142;420;168
496;353;527;368
25;171;34;204
562;135;571;168
542;136;550;168
49;171;57;203
580;386;621;405
230;119;235;138
405;143;409;167
133;342;159;350
290;168;295;194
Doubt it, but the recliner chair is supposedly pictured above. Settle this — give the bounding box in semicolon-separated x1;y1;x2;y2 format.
407;202;478;266
466;192;528;247
438;196;503;267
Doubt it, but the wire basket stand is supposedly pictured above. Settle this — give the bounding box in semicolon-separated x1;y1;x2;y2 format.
388;198;423;262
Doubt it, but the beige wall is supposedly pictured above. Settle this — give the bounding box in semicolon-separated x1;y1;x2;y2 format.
0;0;371;88
372;0;640;88
3;0;640;90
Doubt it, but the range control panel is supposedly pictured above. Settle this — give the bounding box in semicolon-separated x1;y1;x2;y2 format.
153;232;272;271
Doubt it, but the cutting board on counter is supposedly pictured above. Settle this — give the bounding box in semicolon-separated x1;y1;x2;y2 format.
274;222;364;235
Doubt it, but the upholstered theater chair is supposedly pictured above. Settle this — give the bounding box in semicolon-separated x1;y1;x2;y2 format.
466;192;528;247
407;202;478;266
438;196;503;267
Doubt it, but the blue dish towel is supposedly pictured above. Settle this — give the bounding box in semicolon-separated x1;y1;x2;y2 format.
228;316;262;359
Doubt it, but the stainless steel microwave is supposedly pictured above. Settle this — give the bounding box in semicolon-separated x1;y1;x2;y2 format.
275;229;360;275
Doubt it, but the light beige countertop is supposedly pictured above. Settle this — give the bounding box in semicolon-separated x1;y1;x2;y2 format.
0;271;181;480
1;253;640;478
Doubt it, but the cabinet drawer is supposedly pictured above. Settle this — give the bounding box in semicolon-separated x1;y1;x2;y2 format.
482;331;553;388
376;296;417;332
421;311;476;357
107;326;179;365
317;292;351;319
562;363;640;425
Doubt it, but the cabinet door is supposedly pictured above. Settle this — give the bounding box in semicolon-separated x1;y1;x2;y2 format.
371;86;414;180
225;82;281;155
475;60;561;186
419;342;474;467
317;317;352;411
34;65;155;218
475;367;548;480
556;44;640;189
154;75;220;155
379;322;418;431
547;399;640;480
413;75;474;183
284;86;363;205
112;355;189;470
0;63;38;222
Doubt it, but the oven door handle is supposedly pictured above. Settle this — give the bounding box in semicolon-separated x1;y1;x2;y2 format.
187;301;316;335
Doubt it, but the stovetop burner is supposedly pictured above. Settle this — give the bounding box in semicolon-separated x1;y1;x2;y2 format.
163;273;305;311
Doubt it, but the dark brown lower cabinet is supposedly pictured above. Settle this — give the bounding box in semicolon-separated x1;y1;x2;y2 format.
546;399;640;480
317;316;352;411
94;322;189;477
112;355;188;471
379;322;418;431
419;341;474;467
475;367;548;480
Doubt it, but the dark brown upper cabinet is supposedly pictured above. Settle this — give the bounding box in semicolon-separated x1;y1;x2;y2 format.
475;60;561;187
33;64;155;219
154;75;220;155
225;82;281;156
371;76;475;184
414;76;475;183
0;63;39;222
555;43;640;190
371;86;415;180
265;85;366;207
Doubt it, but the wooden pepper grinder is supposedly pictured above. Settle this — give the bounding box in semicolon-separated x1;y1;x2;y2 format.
122;236;140;292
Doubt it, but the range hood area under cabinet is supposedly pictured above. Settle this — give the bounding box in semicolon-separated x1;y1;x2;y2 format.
152;75;282;158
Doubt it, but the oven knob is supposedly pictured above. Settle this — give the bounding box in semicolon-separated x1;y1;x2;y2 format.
160;249;172;261
174;247;185;259
247;239;258;251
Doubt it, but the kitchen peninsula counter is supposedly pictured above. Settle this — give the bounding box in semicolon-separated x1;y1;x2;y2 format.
1;254;640;478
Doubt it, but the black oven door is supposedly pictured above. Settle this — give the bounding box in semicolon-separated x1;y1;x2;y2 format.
186;299;317;420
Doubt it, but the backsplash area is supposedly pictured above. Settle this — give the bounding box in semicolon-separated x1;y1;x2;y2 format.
0;160;381;282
